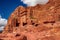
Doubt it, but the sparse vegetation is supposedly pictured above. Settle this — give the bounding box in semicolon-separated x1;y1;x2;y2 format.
14;15;17;19
30;16;36;19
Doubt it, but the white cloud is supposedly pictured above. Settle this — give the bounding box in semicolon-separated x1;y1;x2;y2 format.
21;0;49;6
0;15;7;31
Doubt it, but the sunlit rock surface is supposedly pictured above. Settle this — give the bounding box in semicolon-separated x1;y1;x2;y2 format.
0;0;60;40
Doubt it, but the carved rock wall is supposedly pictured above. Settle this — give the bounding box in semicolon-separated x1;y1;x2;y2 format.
0;0;60;40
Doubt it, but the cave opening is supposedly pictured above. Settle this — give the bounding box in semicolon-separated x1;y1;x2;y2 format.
35;24;39;26
15;34;21;37
23;22;27;26
31;20;39;26
16;19;20;27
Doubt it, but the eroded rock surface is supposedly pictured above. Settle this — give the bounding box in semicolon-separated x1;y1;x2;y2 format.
0;0;60;40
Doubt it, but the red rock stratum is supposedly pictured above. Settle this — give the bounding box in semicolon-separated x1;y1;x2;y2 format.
0;0;60;40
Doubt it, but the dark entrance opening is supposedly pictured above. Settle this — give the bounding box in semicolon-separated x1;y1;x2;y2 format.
23;22;27;26
16;19;20;27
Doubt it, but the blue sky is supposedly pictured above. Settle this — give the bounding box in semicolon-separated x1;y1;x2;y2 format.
0;0;27;31
0;0;49;31
0;0;27;19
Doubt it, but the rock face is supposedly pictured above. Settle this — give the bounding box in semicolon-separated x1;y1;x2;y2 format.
0;0;60;40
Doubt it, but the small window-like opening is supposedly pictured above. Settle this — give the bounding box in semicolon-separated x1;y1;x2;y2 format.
22;36;27;40
23;22;27;26
16;22;20;27
44;21;49;24
31;20;39;26
35;24;39;26
31;20;35;25
50;21;55;23
32;23;35;25
15;34;20;37
16;19;20;27
44;21;55;24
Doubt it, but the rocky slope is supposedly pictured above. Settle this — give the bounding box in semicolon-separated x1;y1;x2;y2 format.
0;0;60;40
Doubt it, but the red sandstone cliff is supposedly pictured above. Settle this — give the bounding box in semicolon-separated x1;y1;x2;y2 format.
0;0;60;40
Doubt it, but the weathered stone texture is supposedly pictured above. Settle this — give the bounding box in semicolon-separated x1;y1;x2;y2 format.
0;0;60;40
